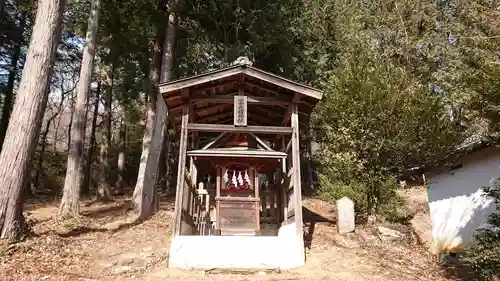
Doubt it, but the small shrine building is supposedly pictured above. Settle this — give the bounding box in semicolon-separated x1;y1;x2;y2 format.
159;61;323;269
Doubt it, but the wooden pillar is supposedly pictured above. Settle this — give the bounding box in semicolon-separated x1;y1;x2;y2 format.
215;166;221;230
291;103;304;259
281;137;287;222
172;104;189;236
254;167;260;233
276;158;284;222
189;135;198;218
188;102;197;186
190;137;198;185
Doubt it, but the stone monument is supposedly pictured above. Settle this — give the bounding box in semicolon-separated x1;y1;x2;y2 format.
336;196;355;234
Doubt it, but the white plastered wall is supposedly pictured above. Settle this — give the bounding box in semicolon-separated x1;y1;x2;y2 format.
426;146;499;253
168;222;304;269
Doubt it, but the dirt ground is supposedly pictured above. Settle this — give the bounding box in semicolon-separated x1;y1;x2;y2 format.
0;192;465;281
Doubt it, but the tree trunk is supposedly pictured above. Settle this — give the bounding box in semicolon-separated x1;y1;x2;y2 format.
97;68;113;201
82;81;101;197
0;0;66;240
67;92;74;153
133;0;168;219
0;13;25;151
115;112;128;193
53;110;62;150
59;0;100;217
160;13;177;83
158;13;177;194
158;130;169;192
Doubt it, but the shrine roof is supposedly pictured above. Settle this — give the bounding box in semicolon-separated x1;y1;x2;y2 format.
158;63;323;129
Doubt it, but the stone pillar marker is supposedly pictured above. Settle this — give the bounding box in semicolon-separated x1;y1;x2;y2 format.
336;196;355;234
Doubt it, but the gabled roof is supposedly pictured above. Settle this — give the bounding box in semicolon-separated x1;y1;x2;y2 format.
158;64;324;130
159;64;323;100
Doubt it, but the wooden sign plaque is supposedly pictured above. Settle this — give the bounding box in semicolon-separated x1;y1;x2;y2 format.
233;96;247;126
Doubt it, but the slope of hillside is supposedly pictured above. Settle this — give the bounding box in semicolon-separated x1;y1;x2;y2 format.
0;193;462;281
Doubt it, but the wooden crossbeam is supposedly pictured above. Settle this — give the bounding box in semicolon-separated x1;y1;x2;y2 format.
187;123;293;134
191;95;291;106
286;138;292;152
191;81;238;95
201;132;227;150
249;133;273;151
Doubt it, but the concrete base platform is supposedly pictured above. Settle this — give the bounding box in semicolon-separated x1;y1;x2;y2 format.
168;222;304;269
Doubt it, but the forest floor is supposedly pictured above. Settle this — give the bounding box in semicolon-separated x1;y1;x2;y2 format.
0;188;472;281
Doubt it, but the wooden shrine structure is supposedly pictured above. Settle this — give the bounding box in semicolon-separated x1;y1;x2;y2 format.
159;61;323;269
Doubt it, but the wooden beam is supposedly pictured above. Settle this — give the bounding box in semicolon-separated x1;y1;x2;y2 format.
254;167;260;232
190;95;292;106
165;94;181;101
291;103;304;262
159;66;322;99
169;103;185;112
239;72;245;86
243;68;323;100
160;66;242;94
200;117;233;125
201;132;227;149
181;88;190;100
215;196;259;202
281;105;293;126
196;103;232;115
173;117;306;129
216;167;221;230
191;81;238;96
188;101;198;209
245;80;281;96
187;123;293;134
173;104;190;236
172;101;231;114
196;111;233;124
188;149;286;158
286;138;292;152
249;133;273;151
190;93;236;105
280;137;287;221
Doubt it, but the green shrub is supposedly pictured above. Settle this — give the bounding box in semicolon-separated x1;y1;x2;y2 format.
313;42;463;221
318;175;368;213
318;166;404;221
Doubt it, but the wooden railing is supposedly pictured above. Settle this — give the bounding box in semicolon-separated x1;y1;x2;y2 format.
189;182;217;235
179;176;196;235
186;178;294;234
281;169;295;220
